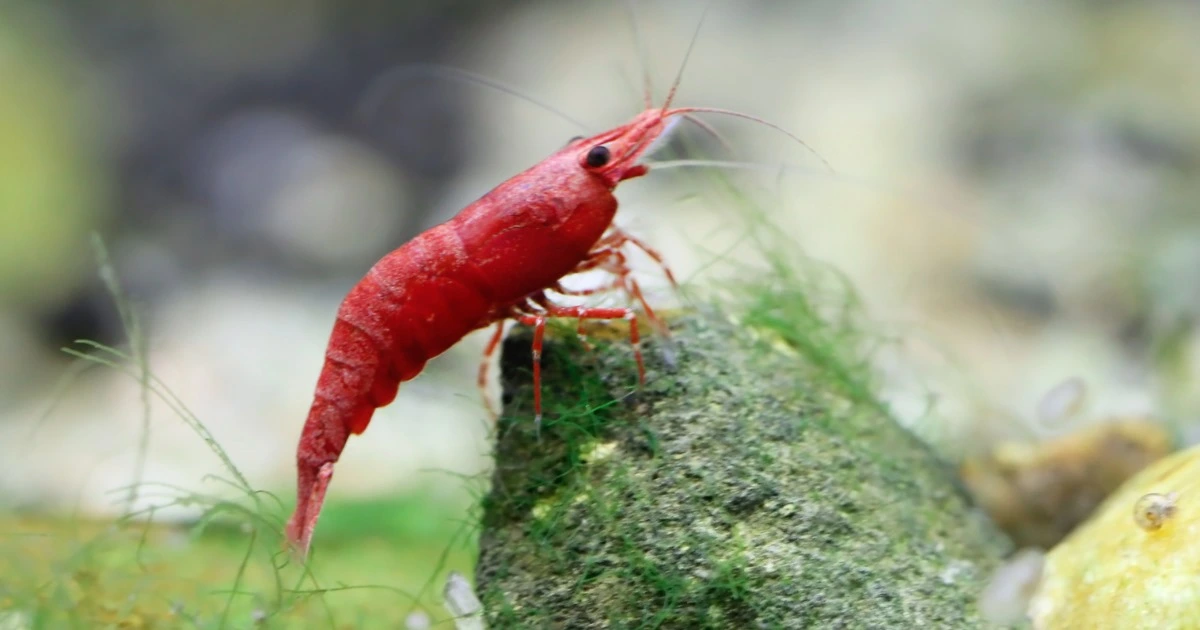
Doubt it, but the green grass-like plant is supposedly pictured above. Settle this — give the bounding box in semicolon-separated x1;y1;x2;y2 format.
0;235;481;629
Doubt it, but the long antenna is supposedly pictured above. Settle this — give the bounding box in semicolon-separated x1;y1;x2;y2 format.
356;62;592;132
661;2;712;112
645;158;855;183
669;106;835;173
681;113;737;156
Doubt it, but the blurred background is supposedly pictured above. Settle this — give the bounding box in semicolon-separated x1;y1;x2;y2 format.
2;0;1200;527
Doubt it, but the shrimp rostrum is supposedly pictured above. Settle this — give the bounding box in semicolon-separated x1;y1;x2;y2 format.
284;76;811;558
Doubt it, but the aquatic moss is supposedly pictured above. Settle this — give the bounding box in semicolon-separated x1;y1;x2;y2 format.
476;309;1009;628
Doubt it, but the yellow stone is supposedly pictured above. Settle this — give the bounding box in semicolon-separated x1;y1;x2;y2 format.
1029;444;1200;628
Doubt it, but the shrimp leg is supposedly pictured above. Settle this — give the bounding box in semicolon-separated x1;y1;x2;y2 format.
599;227;679;288
517;304;644;427
586;247;671;338
549;281;626;352
588;245;680;367
477;321;507;420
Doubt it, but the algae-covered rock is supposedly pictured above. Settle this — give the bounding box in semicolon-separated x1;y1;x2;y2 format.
476;310;1010;628
1029;443;1200;628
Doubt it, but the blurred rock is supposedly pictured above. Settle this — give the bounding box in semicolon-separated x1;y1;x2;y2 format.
960;418;1174;549
194;108;411;268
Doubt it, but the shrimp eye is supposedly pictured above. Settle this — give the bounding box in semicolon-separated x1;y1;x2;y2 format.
586;145;611;168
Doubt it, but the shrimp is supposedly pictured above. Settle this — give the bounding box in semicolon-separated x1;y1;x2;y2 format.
285;38;822;561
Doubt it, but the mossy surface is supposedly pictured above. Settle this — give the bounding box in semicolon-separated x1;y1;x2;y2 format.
0;491;474;629
476;309;1009;629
